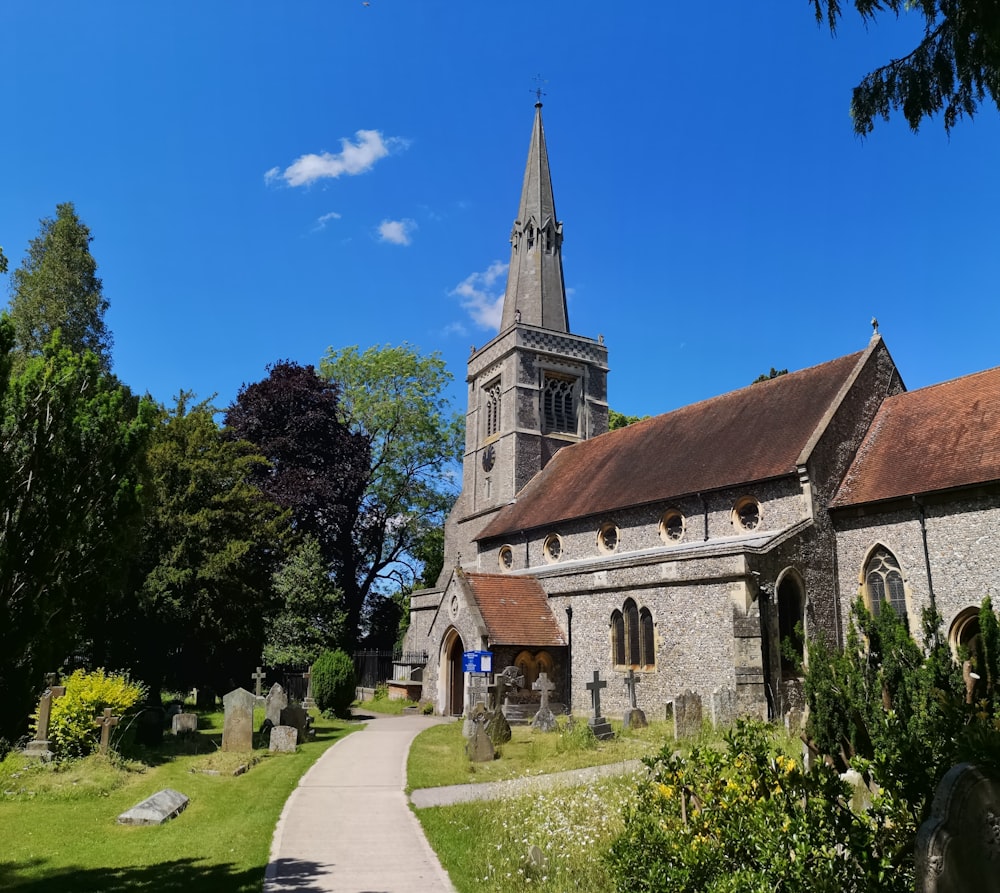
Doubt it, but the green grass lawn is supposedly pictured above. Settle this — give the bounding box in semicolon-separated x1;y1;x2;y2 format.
407;716;669;790
0;709;356;893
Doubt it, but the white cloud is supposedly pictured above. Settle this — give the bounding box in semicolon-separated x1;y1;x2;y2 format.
378;218;416;246
265;130;407;187
312;211;342;232
450;261;508;331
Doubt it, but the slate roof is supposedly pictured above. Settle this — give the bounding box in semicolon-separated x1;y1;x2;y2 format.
478;349;868;540
831;365;1000;508
462;572;566;647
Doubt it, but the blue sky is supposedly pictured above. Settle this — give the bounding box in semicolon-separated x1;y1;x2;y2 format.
2;2;997;421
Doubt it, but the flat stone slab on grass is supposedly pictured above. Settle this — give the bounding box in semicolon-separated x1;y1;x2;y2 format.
117;788;189;826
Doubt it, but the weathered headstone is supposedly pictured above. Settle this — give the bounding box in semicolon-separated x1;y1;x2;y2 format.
622;669;648;730
586;670;614;740
251;666;267;698
710;687;737;729
264;683;287;728
171;712;198;734
485;706;512;745
221;687;255;752
302;668;315;709
117;788;189;826
463;675;490;738
23;683;62;761
466;712;495;763
670;690;703;740
269;725;298;753
916;762;1000;893
531;672;558;732
279;704;308;744
93;708;121;755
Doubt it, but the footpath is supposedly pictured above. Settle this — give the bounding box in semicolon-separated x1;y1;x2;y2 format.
264;712;457;893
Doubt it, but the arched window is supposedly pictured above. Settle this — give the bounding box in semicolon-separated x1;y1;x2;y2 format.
864;547;907;621
484;380;501;438
611;610;625;666
624;599;639;666
777;575;804;675
639;607;656;668
542;375;577;434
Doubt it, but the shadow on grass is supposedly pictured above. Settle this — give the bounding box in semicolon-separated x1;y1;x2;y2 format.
0;857;337;893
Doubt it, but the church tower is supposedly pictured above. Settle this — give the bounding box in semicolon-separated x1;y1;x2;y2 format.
441;102;609;576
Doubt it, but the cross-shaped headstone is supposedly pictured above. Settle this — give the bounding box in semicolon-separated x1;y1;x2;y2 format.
93;708;120;755
623;669;642;709
251;666;266;697
487;676;507;713
532;671;556;711
586;670;607;719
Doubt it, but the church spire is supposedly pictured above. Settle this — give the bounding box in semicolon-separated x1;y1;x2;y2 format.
499;103;569;333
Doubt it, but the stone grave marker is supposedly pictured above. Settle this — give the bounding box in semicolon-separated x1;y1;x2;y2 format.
586;670;614;740
302;668;315;709
23;682;64;761
710;687;736;729
93;708;120;755
171;712;198;734
280;704;308;744
221;687;255;752
622;669;648;730
269;725;298;753
670;690;703;740
265;683;287;728
916;762;1000;893
462;674;490;738
118;788;189;826
466;709;495;763
531;672;558;732
251;666;266;697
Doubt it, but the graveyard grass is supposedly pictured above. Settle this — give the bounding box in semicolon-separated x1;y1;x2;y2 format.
0;707;357;893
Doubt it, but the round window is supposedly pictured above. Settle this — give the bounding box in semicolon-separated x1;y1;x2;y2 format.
543;534;563;563
597;523;619;553
659;510;685;543
498;545;514;571
734;498;762;531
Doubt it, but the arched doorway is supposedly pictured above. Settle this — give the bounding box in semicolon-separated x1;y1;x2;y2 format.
777;573;805;676
444;631;465;717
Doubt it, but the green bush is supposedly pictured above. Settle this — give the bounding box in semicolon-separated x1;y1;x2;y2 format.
311;650;356;717
44;668;146;759
608;720;905;893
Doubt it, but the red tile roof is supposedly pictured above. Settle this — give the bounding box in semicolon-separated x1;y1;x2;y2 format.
463;572;565;647
478;349;868;540
831;366;1000;507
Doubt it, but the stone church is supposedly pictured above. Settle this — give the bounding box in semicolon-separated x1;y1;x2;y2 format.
402;103;1000;722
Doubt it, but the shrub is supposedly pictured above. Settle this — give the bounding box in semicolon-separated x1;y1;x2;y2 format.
311;649;356;717
607;720;906;893
44;669;146;759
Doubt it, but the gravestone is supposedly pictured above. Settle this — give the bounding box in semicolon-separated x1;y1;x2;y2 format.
916;762;1000;893
280;704;308;744
622;669;648;730
710;687;736;729
221;687;255;752
585;671;614;740
463;675;490;738
485;705;512;745
670;690;703;740
264;683;287;728
302;668;315;709
466;710;495;763
531;672;558;732
135;704;164;747
171;712;198;734
269;725;298;753
251;666;266;697
117;788;189;826
23;682;64;761
93;708;121;755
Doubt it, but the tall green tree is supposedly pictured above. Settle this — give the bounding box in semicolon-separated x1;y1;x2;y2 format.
7;203;113;370
265;536;346;668
107;395;292;697
319;344;463;644
813;1;1000;134
0;319;154;744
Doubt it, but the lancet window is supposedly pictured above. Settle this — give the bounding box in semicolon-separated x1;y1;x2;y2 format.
611;599;656;669
484;380;501;438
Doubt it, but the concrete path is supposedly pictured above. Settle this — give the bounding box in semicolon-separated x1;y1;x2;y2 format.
264;713;458;893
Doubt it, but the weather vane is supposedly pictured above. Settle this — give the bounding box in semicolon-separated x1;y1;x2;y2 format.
530;74;548;104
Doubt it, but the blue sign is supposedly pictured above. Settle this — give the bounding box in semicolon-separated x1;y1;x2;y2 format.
462;650;493;674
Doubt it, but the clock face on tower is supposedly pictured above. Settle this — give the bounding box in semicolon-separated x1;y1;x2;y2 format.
482;443;496;472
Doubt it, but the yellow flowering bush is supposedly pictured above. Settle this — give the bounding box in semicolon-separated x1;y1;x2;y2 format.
46;669;146;758
607;720;907;893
